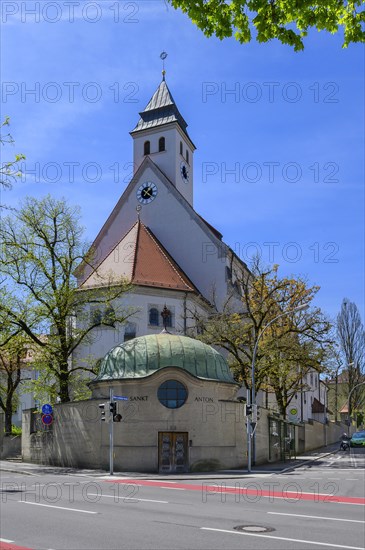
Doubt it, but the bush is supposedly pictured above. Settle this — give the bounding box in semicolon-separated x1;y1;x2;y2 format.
11;425;22;436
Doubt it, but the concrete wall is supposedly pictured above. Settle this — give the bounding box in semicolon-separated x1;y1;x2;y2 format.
0;413;22;459
301;419;349;452
21;400;350;472
22;370;247;472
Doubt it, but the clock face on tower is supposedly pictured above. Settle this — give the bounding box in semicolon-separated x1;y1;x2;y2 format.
136;182;158;204
180;161;189;183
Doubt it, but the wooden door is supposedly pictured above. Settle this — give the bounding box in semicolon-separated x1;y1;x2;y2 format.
158;432;188;473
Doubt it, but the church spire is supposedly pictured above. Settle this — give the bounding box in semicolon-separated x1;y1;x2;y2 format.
130;72;194;148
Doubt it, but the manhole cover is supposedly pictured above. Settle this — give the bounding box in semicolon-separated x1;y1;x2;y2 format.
234;525;275;533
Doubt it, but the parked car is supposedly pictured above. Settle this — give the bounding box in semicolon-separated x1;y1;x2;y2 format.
350;431;365;447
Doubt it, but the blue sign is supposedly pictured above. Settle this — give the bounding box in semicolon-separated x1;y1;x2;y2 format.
42;414;53;426
113;396;128;401
42;404;53;415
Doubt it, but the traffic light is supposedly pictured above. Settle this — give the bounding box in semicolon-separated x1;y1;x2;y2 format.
245;404;252;417
252;404;258;422
109;401;122;422
99;403;109;422
109;402;117;417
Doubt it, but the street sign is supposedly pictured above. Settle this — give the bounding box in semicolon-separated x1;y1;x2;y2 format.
41;414;53;426
113;396;128;401
42;404;53;415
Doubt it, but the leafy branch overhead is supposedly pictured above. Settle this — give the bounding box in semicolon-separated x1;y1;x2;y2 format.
169;0;365;51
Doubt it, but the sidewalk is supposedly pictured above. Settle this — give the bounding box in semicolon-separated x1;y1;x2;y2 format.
0;443;340;480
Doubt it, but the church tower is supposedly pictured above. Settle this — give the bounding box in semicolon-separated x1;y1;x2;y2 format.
130;74;196;206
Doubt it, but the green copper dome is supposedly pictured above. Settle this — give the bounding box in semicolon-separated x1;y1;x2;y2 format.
95;333;235;384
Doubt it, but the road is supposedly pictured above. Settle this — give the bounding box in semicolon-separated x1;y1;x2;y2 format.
1;448;364;550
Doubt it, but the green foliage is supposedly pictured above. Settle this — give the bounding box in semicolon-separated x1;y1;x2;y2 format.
0;328;33;435
169;0;365;51
11;425;22;436
194;260;333;416
0;117;25;190
0;195;135;403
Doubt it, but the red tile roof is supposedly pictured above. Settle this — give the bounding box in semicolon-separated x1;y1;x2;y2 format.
132;221;197;292
81;220;199;294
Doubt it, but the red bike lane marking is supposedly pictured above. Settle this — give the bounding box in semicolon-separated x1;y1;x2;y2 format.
104;479;365;505
0;543;34;550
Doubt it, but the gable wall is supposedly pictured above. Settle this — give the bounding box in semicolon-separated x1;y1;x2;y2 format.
79;164;230;308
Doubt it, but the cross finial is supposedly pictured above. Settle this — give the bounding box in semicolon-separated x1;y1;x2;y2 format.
160;51;168;81
136;204;142;220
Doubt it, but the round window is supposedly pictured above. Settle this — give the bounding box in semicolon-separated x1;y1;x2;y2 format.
157;380;188;409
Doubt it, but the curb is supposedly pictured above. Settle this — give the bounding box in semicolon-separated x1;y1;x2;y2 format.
0;448;340;479
279;449;338;473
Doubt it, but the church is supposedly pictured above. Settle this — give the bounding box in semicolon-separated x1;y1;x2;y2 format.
66;69;251;472
74;69;248;365
20;70;338;472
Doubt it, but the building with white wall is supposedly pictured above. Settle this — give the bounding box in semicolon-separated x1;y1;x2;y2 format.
73;76;248;370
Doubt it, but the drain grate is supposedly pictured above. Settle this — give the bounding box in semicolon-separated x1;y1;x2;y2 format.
234;525;275;533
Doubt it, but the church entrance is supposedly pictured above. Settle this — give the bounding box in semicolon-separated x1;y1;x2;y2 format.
158;432;188;473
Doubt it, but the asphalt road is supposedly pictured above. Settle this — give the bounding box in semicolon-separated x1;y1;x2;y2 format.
1;448;364;550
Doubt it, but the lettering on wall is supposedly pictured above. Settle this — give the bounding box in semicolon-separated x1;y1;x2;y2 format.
129;396;148;401
194;397;214;403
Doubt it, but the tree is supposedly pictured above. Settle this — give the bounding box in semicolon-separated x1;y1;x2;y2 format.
0;117;25;191
0;330;34;436
190;262;332;417
169;0;365;51
336;298;365;417
0;195;134;403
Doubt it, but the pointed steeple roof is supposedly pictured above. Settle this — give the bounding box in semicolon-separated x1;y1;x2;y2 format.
131;80;194;145
81;220;199;294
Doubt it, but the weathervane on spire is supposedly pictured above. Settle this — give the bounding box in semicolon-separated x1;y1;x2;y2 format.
160;51;168;81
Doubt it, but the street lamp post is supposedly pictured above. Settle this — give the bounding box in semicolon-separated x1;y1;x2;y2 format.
246;303;308;473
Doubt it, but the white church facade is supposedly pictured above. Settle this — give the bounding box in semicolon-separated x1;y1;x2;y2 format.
73;75;248;369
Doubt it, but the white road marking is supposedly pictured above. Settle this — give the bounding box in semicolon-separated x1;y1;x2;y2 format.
0;538;14;543
302;469;364;472
18;501;97;514
88;493;168;504
268;512;365;524
201;527;364;549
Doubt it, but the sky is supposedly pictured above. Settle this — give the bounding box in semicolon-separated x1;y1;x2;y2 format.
1;0;364;323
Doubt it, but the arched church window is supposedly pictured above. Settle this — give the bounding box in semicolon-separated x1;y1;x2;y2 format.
159;137;165;152
157;380;188;409
90;305;115;327
124;322;136;342
144;141;150;155
180;141;183;156
103;306;116;327
91;307;103;325
186;150;189;164
149;308;159;326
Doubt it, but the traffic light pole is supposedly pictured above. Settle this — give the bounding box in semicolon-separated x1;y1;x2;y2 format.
246;387;252;473
109;387;114;476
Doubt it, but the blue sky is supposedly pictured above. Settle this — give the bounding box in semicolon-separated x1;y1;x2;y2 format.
1;0;364;322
